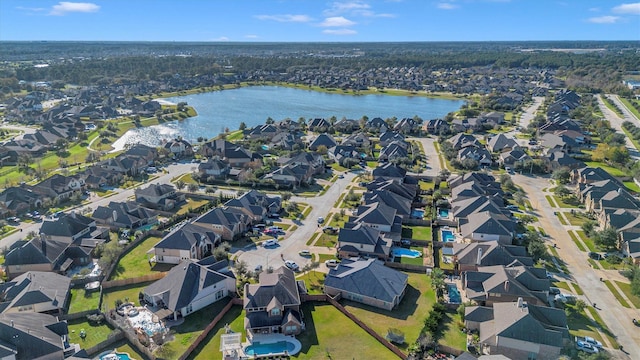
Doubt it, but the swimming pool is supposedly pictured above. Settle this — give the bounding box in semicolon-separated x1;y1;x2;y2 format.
100;352;131;360
245;340;298;356
411;209;425;219
392;247;422;258
441;229;455;242
448;283;461;304
438;208;449;218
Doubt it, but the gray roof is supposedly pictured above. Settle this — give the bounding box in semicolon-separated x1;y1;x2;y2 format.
464;265;549;303
244;266;301;309
0;271;70;314
144;258;234;312
0;312;68;359
460;211;514;238
194;207;246;231
363;190;411;216
155;222;219;251
135;183;175;197
352;201;397;227
324;258;407;303
453;241;533;268
39;213;94;238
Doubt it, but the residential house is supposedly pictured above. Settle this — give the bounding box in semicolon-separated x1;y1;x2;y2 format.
330;145;360;166
324;258;408;310
193;207;249;241
135;183;183;211
544;151;583;171
337;223;393;260
308;133;337;151
0;186;44;217
244;266;305;336
487;134;518;153
91;201;157;230
224;190;281;222
453;241;533;273
459;211;515;245
365;117;388;132
458;147;492;167
0;271;71;316
102;154;148;177
0;312;78;359
379;131;405;147
449;134;482;150
465;300;569;360
378;141;409;162
247;124;279;140
372;163;407;181
394;117;420;134
143;258;235;320
463;265;550;306
334;118;360;133
425;118;448;135
363;190;412;218
198;157;230;179
540;133;580;153
308;118;330;131
164;138;194;158
341;132;370;149
153;222;220;264
31;174;84;203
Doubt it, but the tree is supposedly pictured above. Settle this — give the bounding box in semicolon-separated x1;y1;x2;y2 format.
553;185;571;198
239;122;246;131
594;227;618;251
551;167;571;184
430;268;447;299
175;180;186;190
316;145;328;155
527;239;547;262
188;183;199;192
581;220;597;237
518;214;536;226
282;192;292;202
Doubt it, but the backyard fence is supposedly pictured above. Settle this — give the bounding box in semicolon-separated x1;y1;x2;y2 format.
85;329;125;357
105;311;157;360
61;308;101;321
102;272;167;289
177;297;242;360
100;229;164;285
385;261;429;273
402;218;431;226
438;344;465;357
326;297;408;360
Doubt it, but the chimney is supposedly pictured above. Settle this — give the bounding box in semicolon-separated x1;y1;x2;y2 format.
517;297;524;309
70;211;76;219
476;247;483;265
504;280;510;292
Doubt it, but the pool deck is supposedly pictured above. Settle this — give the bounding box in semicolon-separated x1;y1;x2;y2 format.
242;334;302;358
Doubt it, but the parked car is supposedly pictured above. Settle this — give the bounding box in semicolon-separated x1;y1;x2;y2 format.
325;259;339;268
262;239;278;247
549;287;561;295
338;174;344;179
254;265;263;272
506;204;519;210
589;252;603;260
555;294;577;304
576;336;603;349
285;260;299;271
299;250;311;257
576;340;599;354
317;217;325;224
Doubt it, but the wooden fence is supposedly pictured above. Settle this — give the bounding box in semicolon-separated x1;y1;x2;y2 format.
85;330;125;356
385;262;429;273
102;272;167;289
105;311;156;360
177;297;242;360
402;218;432;226
61;308;101;321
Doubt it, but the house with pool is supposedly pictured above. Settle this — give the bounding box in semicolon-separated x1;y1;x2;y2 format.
324;258;408;311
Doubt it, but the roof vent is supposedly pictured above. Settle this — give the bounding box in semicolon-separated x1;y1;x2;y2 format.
517;297;524;309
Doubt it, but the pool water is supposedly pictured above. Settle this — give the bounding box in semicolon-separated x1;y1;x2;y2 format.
392;247;422;258
441;230;455;242
245;341;296;356
411;209;425;218
438;208;449;217
448;283;461;303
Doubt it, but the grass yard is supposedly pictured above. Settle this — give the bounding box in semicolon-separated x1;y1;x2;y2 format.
68;288;101;313
419;180;435;191
175;198;210;216
545;195;557;208
438;310;467;351
297;271;326;295
102;282;154;311
572;283;584;296
315;233;338;248
555;213;568;225
576;230;597;252
67;318;115;350
306;232;321;246
343;272;435;351
188;306;245;360
552;195;581;208
563;212;590;227
614;281;640;309
366;161;378;168
565;304;607;349
619;97;640;119
402;226;432;241
330;163;348;172
296;302;399;359
328;213;349;228
568;231;586;252
109;236;169;280
160;299;233;359
603;280;630;308
585;306;619;349
438;247;454;270
552;281;572;292
624;181;640;193
395;247;424;266
585;162;629;177
112;339;149;360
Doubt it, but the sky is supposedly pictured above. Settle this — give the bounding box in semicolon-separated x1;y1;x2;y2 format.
0;0;638;42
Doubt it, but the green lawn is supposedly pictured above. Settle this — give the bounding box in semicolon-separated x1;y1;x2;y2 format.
296;302;400;359
109;236;169;280
188;306;244;359
306;232;321;246
401;226;432;241
438;310;467;351
555;213;568;225
396;247;424;266
552;195;581;208
585;306;619;349
67;318;115;350
552;281;572;293
584;162;629;177
614;281;640;309
565;304;607;349
328;213;349;228
315;233;337;248
330;163;348;172
619;97;640;120
343;273;435;351
112;339;149;360
576;230;597;252
68;288;101;313
160;299;233;359
572;283;584;296
175;198;210;216
568;231;586;252
563;212;590;227
419;181;435;191
226;130;244;141
297;271;326;295
102;282;154;311
624;181;640;193
438;247;454;270
545;195;557;208
603;280;630;308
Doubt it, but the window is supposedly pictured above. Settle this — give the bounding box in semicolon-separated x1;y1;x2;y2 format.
271;308;280;316
186;304;193;314
527;352;537;360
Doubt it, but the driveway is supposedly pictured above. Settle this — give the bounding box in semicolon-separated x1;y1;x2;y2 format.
233;171;358;272
514;173;639;358
597;95;640;160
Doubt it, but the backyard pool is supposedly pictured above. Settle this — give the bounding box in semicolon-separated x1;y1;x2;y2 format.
448;283;461;304
441;229;456;242
245;340;300;357
438;208;449;218
392;247;422;258
411;209;425;219
100;352;131;360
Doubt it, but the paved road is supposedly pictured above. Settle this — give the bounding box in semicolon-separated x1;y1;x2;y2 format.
0;162;197;251
597;95;640;160
233;171;357;272
514;173;639;358
0;123;37;141
609;94;640;123
519;96;544;131
410;136;441;175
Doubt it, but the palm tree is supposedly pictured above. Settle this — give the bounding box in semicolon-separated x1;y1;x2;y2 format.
430;268;447;299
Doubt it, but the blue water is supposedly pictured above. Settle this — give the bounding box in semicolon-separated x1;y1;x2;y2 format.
392;247;422;258
438;209;449;218
411;209;425;218
100;354;130;360
245;341;296;356
441;230;455;242
448;283;461;303
118;86;464;145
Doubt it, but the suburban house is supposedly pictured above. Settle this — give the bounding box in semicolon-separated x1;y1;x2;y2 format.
143;257;236;320
372;163;407;182
459;211;515;245
341;132;370;149
193;207;249;241
462;265;550;306
425;118;448;135
198;157;230;179
135;183;184;211
308;133;337;151
153;222;220;264
324;258;408;310
224;190;281;222
0;186;44;217
465;299;569;360
487;134;518;153
337;223;393;260
31;174;84;203
452;241;533;273
0;312;79;359
379;131;405;147
449;133;481;150
91;201;157;230
244;266;305;336
458;146;492;167
0;271;71;316
378;141;409;162
164;138;194;158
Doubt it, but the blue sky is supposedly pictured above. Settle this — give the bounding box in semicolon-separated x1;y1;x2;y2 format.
0;0;638;41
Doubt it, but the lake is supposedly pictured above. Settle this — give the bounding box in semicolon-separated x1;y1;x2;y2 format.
112;86;464;150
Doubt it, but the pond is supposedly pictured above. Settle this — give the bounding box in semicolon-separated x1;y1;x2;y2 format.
113;86;465;149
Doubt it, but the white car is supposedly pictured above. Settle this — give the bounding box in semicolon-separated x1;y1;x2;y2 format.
582;336;603;349
325;259;339;267
262;239;278;247
285;260;299;271
576;340;599;354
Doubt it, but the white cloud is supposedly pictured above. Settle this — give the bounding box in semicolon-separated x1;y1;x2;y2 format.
323;29;358;35
16;6;46;12
49;2;100;16
437;3;459;10
320;16;356;27
254;14;312;22
245;34;259;39
612;3;640;15
587;15;621;23
324;1;370;16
